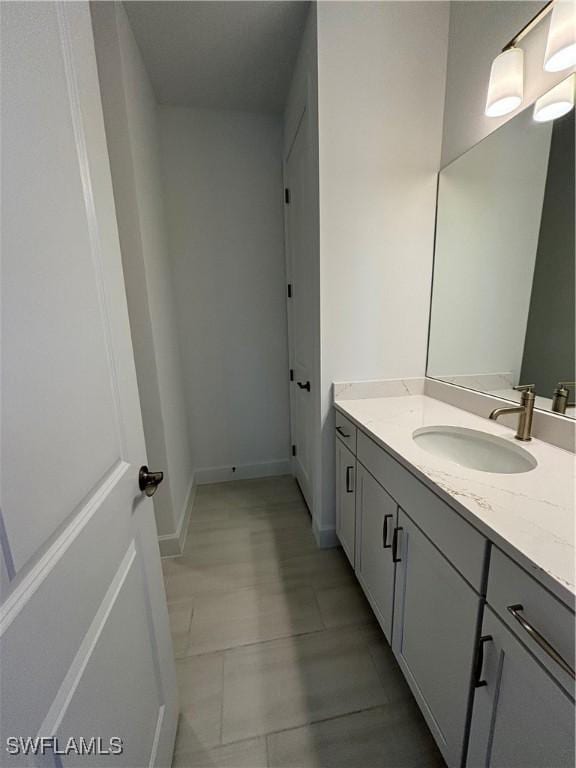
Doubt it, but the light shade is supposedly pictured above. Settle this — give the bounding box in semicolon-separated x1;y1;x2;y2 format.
544;0;576;72
533;73;575;121
485;48;524;117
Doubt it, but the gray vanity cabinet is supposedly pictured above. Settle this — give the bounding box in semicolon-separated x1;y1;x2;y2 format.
467;606;575;768
355;465;396;642
334;406;575;768
392;508;481;768
335;436;356;567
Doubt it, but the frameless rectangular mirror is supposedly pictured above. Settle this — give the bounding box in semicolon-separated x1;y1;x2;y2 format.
427;105;575;418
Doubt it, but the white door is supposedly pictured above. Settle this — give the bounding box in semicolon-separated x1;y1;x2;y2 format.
285;109;315;511
0;3;178;766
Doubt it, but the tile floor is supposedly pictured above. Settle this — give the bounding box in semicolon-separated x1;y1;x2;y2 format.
163;475;444;768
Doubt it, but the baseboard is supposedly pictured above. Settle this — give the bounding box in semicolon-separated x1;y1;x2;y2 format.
313;520;339;549
158;474;196;558
194;459;291;486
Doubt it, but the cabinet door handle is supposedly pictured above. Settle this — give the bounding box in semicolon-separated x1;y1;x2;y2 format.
392;526;403;563
507;604;575;680
345;466;355;493
336;425;350;438
382;513;393;548
297;380;311;392
473;635;493;688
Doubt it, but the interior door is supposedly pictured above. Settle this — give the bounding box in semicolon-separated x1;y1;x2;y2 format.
0;3;178;766
285;108;315;510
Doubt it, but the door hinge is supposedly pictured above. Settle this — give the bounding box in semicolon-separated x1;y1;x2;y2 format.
292;445;297;457
287;283;292;298
285;188;290;204
289;368;294;381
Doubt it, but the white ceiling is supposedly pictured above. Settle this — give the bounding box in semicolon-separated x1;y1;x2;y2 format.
123;1;310;113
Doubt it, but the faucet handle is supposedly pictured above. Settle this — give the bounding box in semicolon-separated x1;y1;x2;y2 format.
558;381;576;389
513;384;535;393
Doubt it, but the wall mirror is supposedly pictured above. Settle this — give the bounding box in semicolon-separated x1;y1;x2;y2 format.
427;104;575;418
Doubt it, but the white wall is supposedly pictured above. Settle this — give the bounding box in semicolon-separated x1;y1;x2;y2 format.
429;111;552;382
159;107;291;482
316;1;450;532
442;1;574;165
91;4;194;552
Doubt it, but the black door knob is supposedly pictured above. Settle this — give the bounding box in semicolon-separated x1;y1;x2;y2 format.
297;381;311;392
139;465;164;497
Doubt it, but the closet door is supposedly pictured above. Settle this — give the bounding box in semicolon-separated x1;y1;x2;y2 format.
285;107;316;511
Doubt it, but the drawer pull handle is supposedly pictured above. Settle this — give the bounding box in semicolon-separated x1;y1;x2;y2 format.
473;635;493;688
382;513;393;549
345;466;355;493
507;604;575;680
336;426;351;438
392;526;403;563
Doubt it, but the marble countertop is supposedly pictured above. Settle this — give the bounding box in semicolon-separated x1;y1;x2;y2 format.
335;393;575;606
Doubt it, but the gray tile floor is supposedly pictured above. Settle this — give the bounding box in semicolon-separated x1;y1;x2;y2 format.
163;476;444;768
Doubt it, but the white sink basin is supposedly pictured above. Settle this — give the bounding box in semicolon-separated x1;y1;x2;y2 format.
413;426;537;474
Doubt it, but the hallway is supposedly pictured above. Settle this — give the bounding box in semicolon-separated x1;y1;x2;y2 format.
162;476;443;767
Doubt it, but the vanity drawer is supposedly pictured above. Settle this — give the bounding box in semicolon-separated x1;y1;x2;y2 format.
487;547;575;692
357;430;487;592
335;410;357;454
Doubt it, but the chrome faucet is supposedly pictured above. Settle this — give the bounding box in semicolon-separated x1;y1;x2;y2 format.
489;384;535;441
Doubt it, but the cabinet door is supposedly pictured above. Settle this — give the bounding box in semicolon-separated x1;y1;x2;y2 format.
335;438;356;567
467;606;575;768
355;464;396;641
392;509;481;768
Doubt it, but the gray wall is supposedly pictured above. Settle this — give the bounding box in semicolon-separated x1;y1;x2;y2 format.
520;111;576;395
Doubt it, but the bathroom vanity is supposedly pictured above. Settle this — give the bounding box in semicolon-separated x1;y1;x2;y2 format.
334;386;575;768
331;66;575;768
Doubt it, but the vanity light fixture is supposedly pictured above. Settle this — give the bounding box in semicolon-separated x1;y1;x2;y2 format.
485;48;525;117
485;0;558;118
533;72;575;120
544;0;576;72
